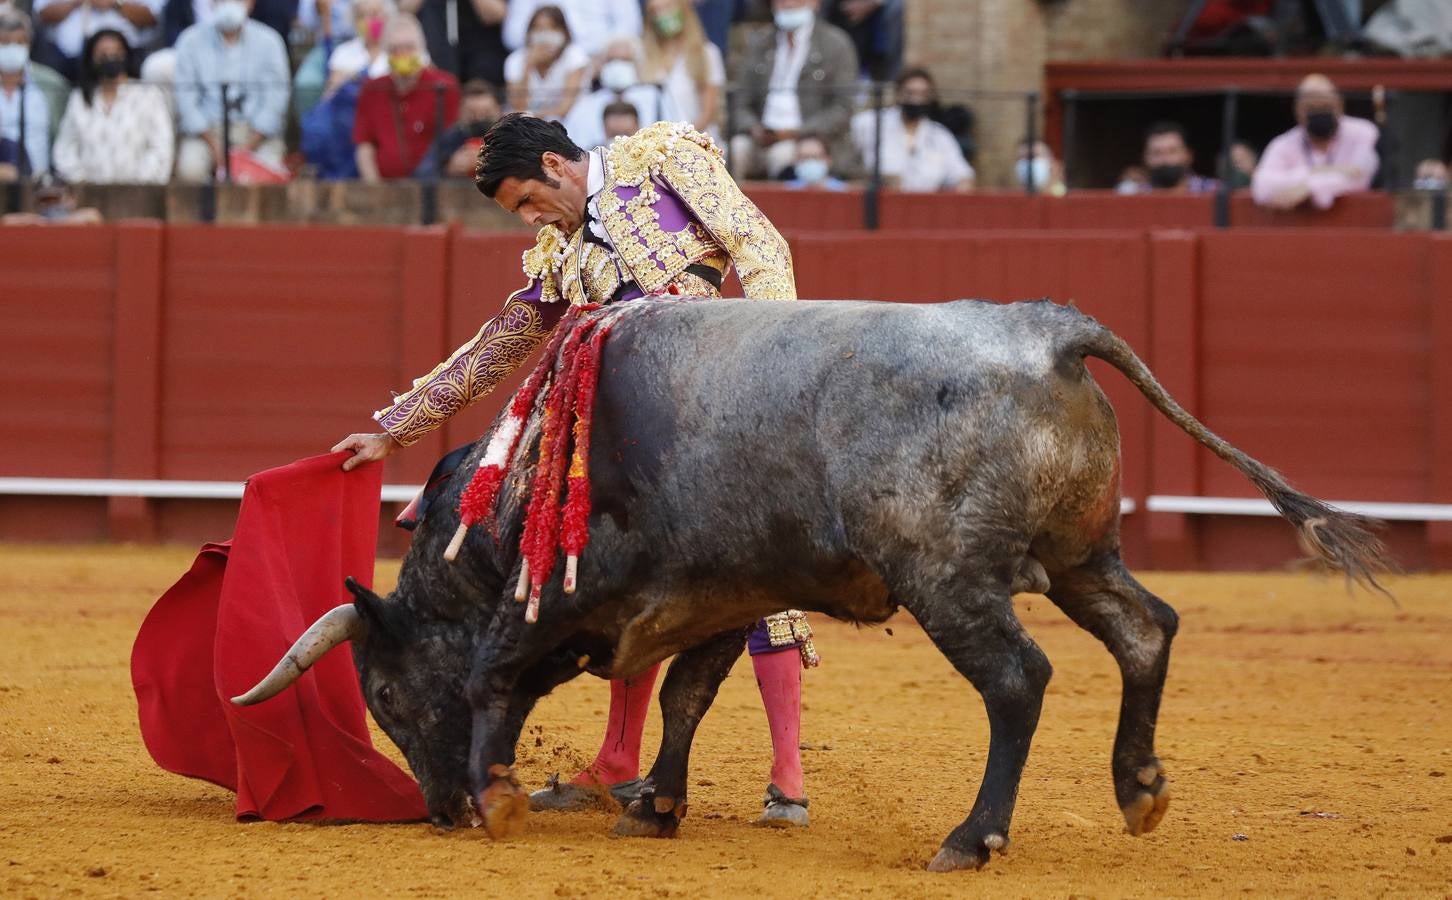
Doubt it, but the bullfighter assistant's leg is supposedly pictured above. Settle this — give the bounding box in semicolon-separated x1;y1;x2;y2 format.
1046;552;1178;836
749;618;810;826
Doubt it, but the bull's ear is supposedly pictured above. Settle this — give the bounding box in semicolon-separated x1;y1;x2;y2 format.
345;576;394;638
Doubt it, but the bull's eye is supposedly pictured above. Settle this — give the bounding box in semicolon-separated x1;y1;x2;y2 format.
376;685;393;709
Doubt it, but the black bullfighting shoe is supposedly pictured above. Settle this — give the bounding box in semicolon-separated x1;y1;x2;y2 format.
528;772;647;812
756;783;809;827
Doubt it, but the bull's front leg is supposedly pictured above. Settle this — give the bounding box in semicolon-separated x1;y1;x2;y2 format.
613;626;751;838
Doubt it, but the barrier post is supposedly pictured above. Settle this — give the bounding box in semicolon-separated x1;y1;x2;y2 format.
108;222;166;541
864;80;884;230
1061;89;1077;189
1023;91;1038;195
1214;88;1237;228
1429;235;1452;566
1146;231;1202;567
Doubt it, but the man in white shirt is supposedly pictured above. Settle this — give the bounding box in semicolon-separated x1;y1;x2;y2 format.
728;0;858;179
851;66;973;192
501;0;641;57
32;0;162;79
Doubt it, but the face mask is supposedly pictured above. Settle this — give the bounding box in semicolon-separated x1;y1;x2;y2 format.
212;0;249;32
1414;176;1448;192
795;158;828;184
389;53;423;78
1305;110;1338;140
1116;180;1142;195
362;16;384;42
773;7;814;31
527;29;565;51
599;59;637;92
1147;164;1185;189
0;42;28;74
900;102;931;122
95;57;127;80
1015;157;1051;189
653;10;684;38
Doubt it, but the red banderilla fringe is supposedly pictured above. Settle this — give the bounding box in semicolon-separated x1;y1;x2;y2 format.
444;304;600;562
560;321;617;593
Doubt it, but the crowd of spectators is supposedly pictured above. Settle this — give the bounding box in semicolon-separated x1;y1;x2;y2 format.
0;0;1444;213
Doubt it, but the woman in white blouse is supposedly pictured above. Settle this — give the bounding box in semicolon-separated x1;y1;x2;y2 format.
503;5;587;121
52;29;173;184
640;0;723;140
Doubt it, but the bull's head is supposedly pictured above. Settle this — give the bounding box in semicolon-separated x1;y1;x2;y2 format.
231;577;479;829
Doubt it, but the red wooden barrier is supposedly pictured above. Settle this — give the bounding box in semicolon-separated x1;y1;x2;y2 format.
0;222;1444;571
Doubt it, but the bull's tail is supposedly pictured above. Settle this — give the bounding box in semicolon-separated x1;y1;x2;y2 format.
1071;314;1395;593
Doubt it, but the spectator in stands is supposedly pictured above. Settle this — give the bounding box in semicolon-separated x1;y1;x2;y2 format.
172;0;290;182
1225;138;1257;189
850;66;972;192
641;0;724;140
301;69;365;179
600;98;637;143
502;0;642;58
413;77;498;177
784;131;846;190
1134;121;1218;194
563;36;677;151
825;0;902;81
52;28;173;182
1413;158;1448;192
325;0;394;93
0;9;49;181
353;12;459;181
162;0;292;46
1014;138;1065;196
1251;73;1379;211
503;5;588;121
0;9;66;145
31;0;160;81
452;0;507;85
1116;164;1148;194
729;0;859;179
1;173;102;223
292;0;364;120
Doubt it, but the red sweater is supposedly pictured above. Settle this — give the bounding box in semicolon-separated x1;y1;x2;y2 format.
353;67;461;179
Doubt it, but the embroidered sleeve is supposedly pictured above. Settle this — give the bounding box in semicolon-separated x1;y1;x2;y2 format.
656;128;798;301
373;293;559;446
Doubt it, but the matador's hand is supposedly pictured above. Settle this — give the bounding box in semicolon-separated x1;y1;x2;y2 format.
332;432;399;471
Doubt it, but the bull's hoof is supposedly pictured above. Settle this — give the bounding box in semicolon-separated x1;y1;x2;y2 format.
479;765;529;839
926;831;1008;873
529;774;646;813
1120;762;1172;836
612;794;685;838
755;783;809;828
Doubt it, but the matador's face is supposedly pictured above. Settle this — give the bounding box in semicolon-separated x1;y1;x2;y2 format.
493;151;589;235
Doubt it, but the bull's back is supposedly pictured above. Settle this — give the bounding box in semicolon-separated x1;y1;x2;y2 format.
590;299;1119;570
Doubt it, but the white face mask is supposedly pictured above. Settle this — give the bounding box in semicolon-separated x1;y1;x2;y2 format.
527;29;565;51
773;6;814;31
794;157;828;184
1015;157;1051;189
0;42;28;74
212;0;250;33
599;59;638;92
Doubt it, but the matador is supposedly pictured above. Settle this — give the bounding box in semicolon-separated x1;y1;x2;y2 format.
332;113;815;826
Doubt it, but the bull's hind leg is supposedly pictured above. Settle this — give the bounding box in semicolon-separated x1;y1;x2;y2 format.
614;627;751;838
1046;552;1178;836
899;574;1053;872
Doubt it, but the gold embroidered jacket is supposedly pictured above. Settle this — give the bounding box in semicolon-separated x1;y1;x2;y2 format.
374;122;797;446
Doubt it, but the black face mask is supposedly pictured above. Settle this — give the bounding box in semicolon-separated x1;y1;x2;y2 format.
95;57;126;80
900;102;932;122
1305;111;1338;140
1147;164;1186;189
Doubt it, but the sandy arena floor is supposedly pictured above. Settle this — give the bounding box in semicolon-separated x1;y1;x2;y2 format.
1;544;1449;898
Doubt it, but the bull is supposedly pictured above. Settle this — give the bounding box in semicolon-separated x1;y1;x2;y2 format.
234;298;1389;872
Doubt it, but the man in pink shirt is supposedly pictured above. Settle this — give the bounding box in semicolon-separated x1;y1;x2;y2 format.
1251;73;1379;211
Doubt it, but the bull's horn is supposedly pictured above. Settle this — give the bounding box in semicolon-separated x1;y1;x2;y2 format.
230;604;362;706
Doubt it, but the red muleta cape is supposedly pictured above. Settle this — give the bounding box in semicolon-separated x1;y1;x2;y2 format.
130;452;427;822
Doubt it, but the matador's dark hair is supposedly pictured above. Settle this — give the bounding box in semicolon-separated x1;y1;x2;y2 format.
474;112;586;198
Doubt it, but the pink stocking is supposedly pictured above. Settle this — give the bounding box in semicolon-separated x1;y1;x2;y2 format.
572;661;661;786
753;650;804;798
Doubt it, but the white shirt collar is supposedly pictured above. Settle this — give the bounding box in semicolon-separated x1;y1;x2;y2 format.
586;147;605;199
